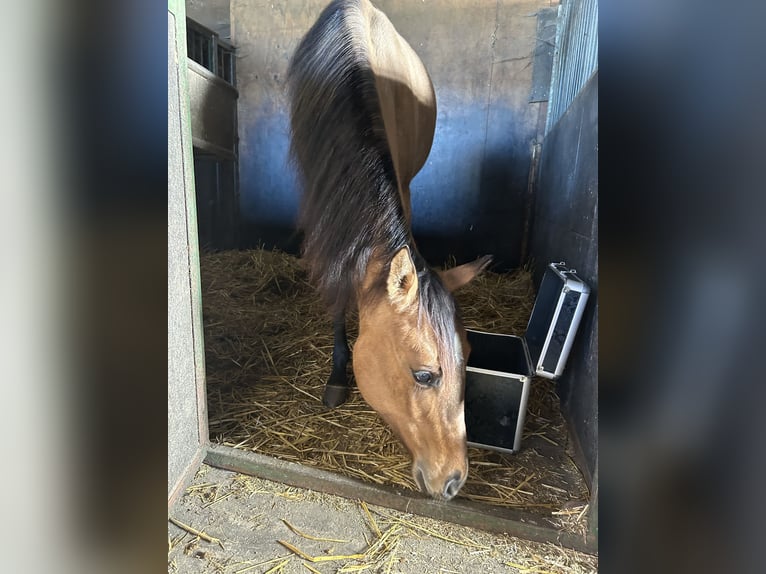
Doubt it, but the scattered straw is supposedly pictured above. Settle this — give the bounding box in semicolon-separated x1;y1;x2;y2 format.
169;470;597;574
201;248;590;529
185;482;218;492
282;518;350;543
370;508;489;551
264;558;290;574
202;490;235;508
168;517;224;549
233;555;293;574
359;501;381;538
278;539;366;562
551;503;591;539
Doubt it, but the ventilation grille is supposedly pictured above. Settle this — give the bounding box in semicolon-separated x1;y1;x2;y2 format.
545;0;598;134
187;19;236;87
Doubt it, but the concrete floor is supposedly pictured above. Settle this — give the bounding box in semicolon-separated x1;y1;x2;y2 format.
168;465;597;573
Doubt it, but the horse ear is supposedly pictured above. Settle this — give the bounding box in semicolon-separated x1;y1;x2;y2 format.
439;255;492;292
387;247;419;311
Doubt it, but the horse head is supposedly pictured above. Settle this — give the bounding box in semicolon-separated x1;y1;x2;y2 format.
354;247;490;500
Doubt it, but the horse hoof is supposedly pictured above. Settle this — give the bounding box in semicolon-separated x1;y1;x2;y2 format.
323;384;350;408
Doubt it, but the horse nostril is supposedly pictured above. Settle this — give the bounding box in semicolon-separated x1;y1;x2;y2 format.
443;471;463;500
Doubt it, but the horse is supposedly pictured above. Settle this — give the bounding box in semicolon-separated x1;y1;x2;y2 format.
287;0;490;501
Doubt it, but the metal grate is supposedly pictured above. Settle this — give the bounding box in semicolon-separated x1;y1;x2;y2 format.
545;0;598;134
216;44;235;85
187;21;213;70
187;19;236;87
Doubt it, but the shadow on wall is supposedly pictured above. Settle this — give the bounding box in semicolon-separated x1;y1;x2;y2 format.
238;108;302;253
412;114;533;270
239;103;533;271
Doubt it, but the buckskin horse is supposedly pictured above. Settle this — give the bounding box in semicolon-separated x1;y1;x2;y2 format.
287;0;490;500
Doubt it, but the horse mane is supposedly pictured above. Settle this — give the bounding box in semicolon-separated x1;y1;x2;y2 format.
287;0;461;375
287;0;407;315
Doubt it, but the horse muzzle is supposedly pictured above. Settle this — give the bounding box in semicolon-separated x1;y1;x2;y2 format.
413;462;467;501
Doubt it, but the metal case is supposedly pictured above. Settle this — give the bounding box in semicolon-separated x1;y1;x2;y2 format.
464;262;590;454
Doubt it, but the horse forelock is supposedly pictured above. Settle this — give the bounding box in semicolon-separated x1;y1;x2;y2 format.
415;265;462;382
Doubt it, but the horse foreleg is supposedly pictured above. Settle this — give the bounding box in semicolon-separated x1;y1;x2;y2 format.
323;313;351;408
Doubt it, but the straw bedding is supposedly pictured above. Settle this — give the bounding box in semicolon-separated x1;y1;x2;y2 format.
201;248;589;528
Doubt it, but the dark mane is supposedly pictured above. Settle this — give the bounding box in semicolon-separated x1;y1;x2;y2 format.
413;253;463;378
287;0;461;375
287;0;408;314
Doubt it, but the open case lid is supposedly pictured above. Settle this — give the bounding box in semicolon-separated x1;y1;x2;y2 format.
524;262;590;378
465;329;533;377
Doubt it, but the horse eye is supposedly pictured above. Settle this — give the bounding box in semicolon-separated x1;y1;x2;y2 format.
413;370;437;387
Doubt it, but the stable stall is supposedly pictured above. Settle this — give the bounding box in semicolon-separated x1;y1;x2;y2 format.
169;0;598;556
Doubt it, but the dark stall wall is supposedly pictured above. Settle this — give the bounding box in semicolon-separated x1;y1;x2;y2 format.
233;0;552;268
530;71;598;485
